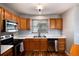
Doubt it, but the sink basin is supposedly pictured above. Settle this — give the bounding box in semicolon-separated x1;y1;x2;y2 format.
34;35;46;38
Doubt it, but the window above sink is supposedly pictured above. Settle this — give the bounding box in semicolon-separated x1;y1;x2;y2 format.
32;19;48;33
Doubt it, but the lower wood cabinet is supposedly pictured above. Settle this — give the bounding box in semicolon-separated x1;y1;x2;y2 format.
58;38;66;52
1;48;13;56
40;39;48;51
23;38;48;55
23;38;66;55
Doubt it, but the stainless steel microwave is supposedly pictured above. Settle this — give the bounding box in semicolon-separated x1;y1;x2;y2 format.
2;20;18;32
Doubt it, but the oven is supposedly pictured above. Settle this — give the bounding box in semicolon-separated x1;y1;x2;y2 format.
0;35;23;56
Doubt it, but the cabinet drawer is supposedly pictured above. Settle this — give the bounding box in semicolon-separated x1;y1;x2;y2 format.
59;47;65;51
58;39;65;42
58;42;65;45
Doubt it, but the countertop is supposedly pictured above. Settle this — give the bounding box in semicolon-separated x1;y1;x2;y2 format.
1;45;13;54
14;33;66;39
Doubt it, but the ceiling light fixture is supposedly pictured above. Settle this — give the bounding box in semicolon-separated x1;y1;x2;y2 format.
36;4;43;14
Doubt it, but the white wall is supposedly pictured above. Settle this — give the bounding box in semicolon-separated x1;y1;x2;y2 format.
62;6;76;54
74;5;79;44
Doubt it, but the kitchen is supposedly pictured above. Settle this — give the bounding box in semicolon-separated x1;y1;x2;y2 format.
0;3;79;56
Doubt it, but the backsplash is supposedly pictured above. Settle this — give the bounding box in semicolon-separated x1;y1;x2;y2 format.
13;29;62;37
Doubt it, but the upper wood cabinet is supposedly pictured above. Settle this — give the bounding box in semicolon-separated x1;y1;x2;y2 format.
50;18;62;30
56;18;62;30
20;18;27;30
26;18;30;30
20;18;30;30
0;7;31;31
50;18;56;29
0;7;5;32
11;14;16;21
4;9;12;20
0;7;2;31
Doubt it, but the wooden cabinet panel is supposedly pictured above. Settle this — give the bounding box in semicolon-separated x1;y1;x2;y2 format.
0;7;2;31
50;18;56;29
0;7;5;32
32;39;40;51
50;18;62;30
58;38;66;52
40;39;48;51
24;38;48;55
23;39;30;51
20;18;26;30
1;48;13;56
56;18;62;30
26;18;30;30
11;14;16;21
4;9;12;20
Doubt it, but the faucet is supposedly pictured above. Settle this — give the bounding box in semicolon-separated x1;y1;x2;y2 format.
38;32;41;37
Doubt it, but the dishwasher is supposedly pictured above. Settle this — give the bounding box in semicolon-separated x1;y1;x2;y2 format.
48;38;58;52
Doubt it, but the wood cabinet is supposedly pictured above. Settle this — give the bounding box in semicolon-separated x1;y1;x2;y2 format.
0;6;31;32
26;18;30;30
20;18;27;30
0;7;5;32
58;38;66;52
11;14;16;21
50;18;56;29
40;39;48;51
32;39;40;51
0;7;2;32
24;38;66;55
23;39;30;51
56;18;62;30
1;48;13;56
24;38;48;55
4;9;12;20
50;18;62;30
20;18;30;30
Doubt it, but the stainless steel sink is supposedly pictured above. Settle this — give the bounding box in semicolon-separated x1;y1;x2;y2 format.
34;35;46;38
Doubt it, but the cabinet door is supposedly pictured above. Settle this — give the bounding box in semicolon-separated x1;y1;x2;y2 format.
0;7;5;32
40;39;48;51
58;38;66;52
4;9;12;20
0;7;2;31
23;39;30;51
29;39;34;51
32;39;40;51
50;18;56;29
20;18;26;30
12;14;16;21
26;18;30;30
56;18;62;30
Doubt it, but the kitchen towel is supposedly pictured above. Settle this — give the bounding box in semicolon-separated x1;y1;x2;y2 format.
55;40;58;52
20;42;24;52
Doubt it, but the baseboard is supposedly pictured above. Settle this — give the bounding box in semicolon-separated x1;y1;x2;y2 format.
65;50;70;56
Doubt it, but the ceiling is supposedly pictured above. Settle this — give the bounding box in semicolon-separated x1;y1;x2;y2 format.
1;3;76;15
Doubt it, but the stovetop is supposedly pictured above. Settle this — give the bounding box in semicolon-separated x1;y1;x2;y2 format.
1;39;23;45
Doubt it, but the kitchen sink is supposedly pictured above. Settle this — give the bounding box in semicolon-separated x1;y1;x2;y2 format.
34;35;46;38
